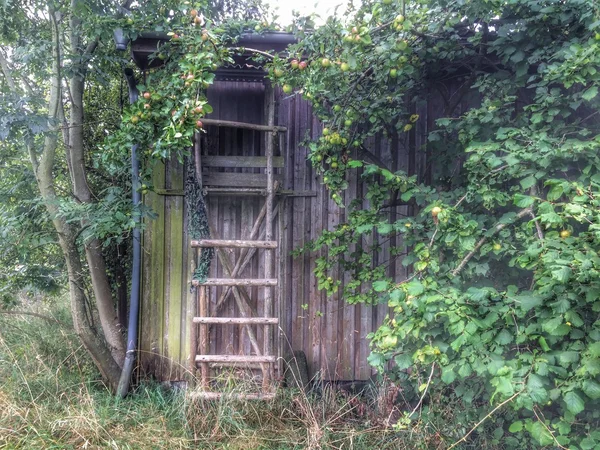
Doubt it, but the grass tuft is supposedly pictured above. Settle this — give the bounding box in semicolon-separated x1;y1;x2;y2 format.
1;296;504;449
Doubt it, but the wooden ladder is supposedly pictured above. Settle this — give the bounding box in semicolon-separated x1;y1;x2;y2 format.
190;84;283;399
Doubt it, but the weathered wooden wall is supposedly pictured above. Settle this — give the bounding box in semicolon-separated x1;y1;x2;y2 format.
139;78;450;382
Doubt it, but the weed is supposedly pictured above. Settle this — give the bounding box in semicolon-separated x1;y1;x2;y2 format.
0;296;506;449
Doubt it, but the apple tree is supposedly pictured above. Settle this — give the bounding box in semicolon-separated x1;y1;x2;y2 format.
272;0;600;447
0;0;267;390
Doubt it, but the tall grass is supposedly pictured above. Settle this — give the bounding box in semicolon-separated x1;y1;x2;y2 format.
0;296;503;449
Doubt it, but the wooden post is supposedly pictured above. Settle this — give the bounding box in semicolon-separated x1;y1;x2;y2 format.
198;285;209;389
263;82;275;393
278;196;285;379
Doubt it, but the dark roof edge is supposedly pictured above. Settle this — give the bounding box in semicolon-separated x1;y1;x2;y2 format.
135;31;297;47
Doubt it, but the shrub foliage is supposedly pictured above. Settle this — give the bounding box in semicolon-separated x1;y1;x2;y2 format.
273;0;600;447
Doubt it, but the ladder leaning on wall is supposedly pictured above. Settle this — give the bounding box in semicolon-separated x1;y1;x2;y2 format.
189;84;285;399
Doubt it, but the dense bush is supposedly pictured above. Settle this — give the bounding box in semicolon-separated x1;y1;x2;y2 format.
275;0;600;447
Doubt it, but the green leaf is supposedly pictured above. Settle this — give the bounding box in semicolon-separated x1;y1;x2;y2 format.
582;380;600;400
551;266;572;283
542;316;562;334
579;437;597;450
563;391;585;415
517;294;543;311
582;86;598;101
389;289;406;306
527;374;548;403
546;184;564;202
356;224;373;233
529;421;554;446
538;336;550;352
492;376;515;396
373;280;389;292
377;222;393;234
394;353;412;370
508;421;523;433
514;194;534;208
441;365;456;384
407;280;424;296
347;160;363;168
520;175;536;190
367;352;386;369
495;329;513;345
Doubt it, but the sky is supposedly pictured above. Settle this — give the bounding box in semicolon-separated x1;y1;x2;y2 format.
265;0;346;25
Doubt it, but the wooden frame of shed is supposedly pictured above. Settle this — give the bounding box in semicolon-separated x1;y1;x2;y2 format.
132;32;440;387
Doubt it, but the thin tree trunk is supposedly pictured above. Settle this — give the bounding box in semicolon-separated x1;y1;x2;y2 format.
0;9;124;390
68;2;126;366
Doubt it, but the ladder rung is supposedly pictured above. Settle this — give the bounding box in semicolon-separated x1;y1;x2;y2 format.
192;278;277;287
191;239;278;249
196;355;277;363
203;187;268;196
189;391;276;401
202;156;284;168
210;362;271;369
200;118;286;133
193;317;279;324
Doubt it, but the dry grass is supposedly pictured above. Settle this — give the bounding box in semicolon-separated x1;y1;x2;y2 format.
0;297;503;449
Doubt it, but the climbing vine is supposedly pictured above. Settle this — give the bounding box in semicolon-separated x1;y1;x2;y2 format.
271;0;600;447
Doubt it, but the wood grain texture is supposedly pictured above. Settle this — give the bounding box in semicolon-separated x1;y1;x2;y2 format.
192;278;278;286
193;317;278;324
191;239;277;248
202;155;284;168
140;79;448;383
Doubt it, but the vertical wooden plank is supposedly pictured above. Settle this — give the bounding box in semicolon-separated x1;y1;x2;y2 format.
277;195;286;377
165;158;185;379
280;92;295;361
289;94;306;356
140;161;165;378
300;97;312;373
144;161;166;379
361;137;377;381
199;285;209;388
376;134;391;359
323;171;341;380
310;114;325;380
339;146;357;380
263;82;275;391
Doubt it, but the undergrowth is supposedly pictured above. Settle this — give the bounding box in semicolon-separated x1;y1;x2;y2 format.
0;296;505;449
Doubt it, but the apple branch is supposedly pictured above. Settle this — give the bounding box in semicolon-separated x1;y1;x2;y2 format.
408;362;436;418
231;47;275;60
451;207;533;277
448;390;523;449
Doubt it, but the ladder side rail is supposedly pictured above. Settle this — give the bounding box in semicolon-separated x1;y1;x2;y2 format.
263;82;275;393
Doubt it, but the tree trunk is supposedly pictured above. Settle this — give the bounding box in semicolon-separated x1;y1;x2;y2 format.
67;4;126;366
30;9;122;389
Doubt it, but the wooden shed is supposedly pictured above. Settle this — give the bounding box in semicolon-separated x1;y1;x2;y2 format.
133;33;429;392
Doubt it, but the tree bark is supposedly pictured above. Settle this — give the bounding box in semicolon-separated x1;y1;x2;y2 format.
0;8;124;390
68;3;126;366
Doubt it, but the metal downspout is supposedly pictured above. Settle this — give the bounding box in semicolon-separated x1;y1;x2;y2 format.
117;68;141;398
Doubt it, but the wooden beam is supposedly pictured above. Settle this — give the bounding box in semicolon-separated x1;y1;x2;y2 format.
192;278;278;287
263;81;275;394
191;239;277;249
199;286;209;388
193;317;279;324
189;391;276;401
202;172;283;188
201;118;287;133
203;187;268;196
202;188;316;197
195;355;277;363
202;156;284;168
